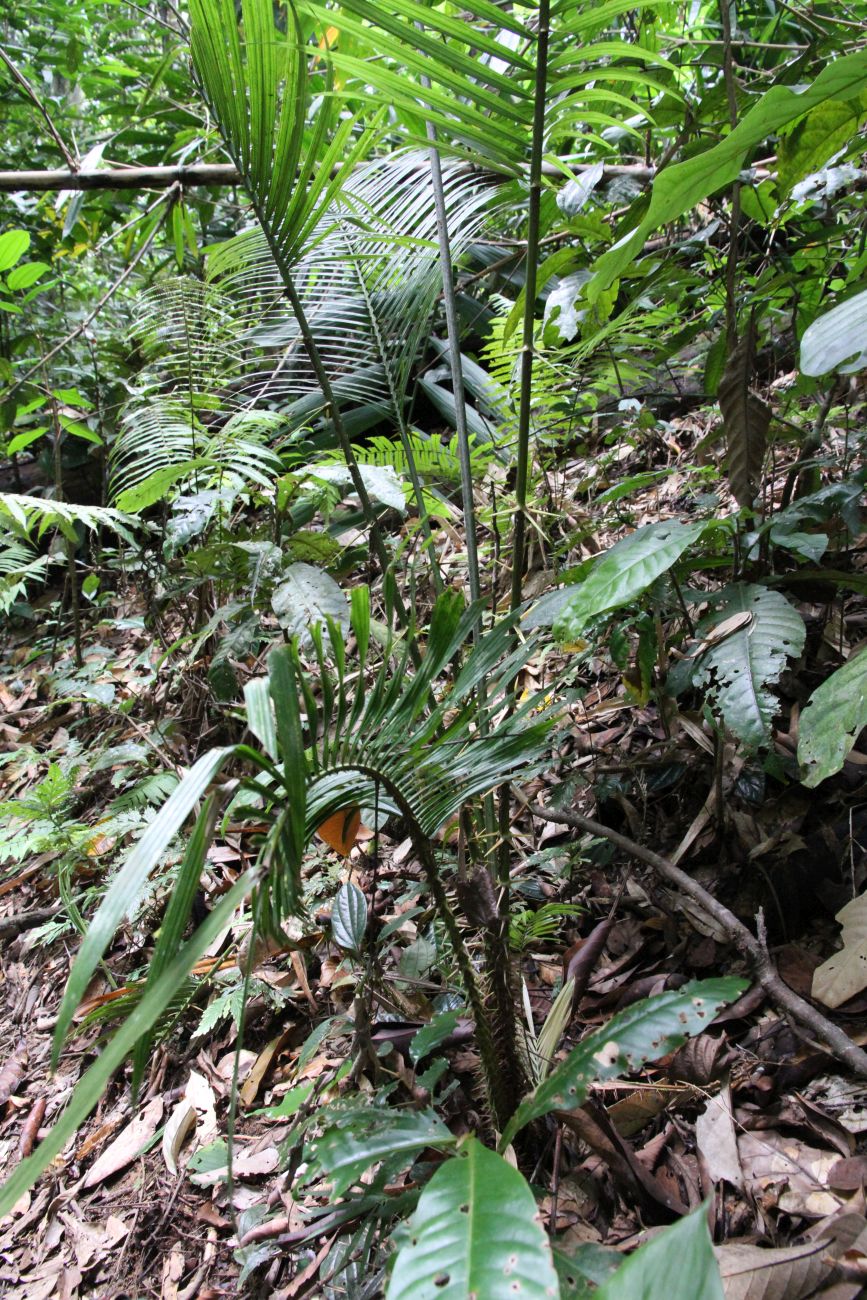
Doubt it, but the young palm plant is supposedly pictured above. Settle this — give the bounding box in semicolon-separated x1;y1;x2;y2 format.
0;588;558;1211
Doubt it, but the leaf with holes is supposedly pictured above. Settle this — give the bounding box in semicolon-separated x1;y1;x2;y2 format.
719;325;771;509
798;647;867;786
331;882;367;953
271;562;349;653
387;1137;559;1300
502;979;745;1148
553;519;707;643
687;585;806;750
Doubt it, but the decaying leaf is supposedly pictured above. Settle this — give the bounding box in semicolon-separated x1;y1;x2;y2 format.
317;807;362;856
812;892;867;1009
713;1238;830;1300
0;1047;28;1106
737;1130;842;1218
696;1078;744;1191
719;322;771;509
83;1097;163;1188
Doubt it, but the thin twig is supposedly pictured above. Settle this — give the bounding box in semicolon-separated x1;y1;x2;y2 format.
529;802;867;1079
8;187;175;396
0;48;78;170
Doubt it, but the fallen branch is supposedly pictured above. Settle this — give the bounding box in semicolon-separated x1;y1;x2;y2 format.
0;159;657;194
530;802;867;1080
0;906;61;941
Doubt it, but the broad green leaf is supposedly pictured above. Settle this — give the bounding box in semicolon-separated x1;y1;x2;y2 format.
271;562;349;653
778;93;867;195
554;1243;620;1299
244;676;278;761
595;1204;723;1300
307;462;407;513
52;747;235;1064
59;415;103;445
553;520;707;642
800;286;867;376
6;261;49;291
314;1107;457;1199
0;871;256;1217
798;647;867;787
115;460;212;513
410;1010;462;1065
331;882;368;953
502;979;745;1147
689;585;806;750
0;230;30;273
589;52;867;300
387;1137;560;1300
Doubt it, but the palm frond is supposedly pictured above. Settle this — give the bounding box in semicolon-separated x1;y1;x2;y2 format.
112;155;495;506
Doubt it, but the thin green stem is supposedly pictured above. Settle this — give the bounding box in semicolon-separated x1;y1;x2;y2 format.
509;0;550;615
252;204;420;665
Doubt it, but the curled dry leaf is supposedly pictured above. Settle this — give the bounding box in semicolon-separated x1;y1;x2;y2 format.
162;1099;197;1177
17;1096;46;1159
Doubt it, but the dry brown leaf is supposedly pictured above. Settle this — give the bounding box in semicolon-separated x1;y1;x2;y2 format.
240;1030;289;1108
738;1130;843;1217
696;1078;744;1191
0;1047;28;1106
812;893;867;1010
82;1097;163;1188
713;1239;830;1300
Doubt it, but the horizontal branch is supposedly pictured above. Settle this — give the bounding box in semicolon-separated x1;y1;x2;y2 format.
0;159;657;194
0;164;241;192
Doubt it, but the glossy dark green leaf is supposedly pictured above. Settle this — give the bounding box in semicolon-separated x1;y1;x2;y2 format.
387;1138;559;1300
331;882;368;953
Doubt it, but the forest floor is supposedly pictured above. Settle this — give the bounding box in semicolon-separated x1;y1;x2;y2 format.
0;407;866;1299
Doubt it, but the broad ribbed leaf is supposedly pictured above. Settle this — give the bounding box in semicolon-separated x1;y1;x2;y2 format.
387;1138;559;1300
553;520;707;642
271;562;349;652
719;326;771;510
502;979;745;1147
331;882;368;953
798;647;867;786
689;585;806;750
595;1205;723;1300
800;286;867;376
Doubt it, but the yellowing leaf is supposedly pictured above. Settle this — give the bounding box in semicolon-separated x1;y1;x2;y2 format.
317;807;361;856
